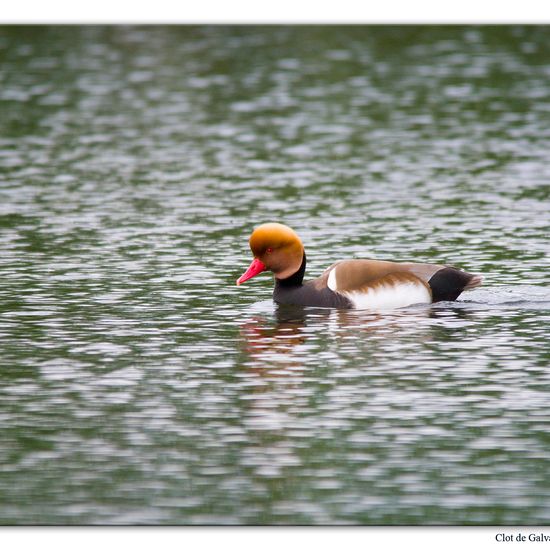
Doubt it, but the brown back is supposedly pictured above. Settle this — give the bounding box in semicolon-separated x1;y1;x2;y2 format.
317;259;445;292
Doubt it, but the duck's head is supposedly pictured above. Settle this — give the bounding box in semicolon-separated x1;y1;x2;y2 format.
236;223;304;285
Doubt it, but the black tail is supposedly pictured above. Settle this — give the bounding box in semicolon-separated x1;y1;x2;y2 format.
428;267;483;302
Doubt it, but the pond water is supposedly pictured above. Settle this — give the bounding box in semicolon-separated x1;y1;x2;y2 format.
0;25;549;525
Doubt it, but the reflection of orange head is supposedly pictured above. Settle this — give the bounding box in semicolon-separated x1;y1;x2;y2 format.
237;223;304;284
240;317;306;358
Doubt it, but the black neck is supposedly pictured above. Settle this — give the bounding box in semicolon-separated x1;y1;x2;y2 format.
275;253;306;288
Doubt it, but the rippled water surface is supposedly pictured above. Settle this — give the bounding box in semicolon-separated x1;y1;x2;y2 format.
1;26;549;525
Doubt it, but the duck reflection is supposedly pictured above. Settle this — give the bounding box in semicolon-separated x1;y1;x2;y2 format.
236;302;480;464
239;305;312;359
239;302;479;367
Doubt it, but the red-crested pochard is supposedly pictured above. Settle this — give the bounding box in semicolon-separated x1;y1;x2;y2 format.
236;223;483;310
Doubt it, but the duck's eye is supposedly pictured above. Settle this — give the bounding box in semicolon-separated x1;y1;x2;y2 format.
266;247;273;254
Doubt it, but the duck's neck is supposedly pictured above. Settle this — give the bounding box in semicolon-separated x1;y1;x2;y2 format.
275;253;306;288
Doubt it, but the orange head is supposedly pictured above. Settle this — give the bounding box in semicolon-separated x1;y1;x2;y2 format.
236;223;304;285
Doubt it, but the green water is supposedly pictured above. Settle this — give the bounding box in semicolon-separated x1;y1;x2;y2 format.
0;25;549;525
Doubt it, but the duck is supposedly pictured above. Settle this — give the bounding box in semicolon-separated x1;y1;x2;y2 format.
236;222;483;310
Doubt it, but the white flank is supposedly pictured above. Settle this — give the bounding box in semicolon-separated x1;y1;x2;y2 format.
344;280;432;311
327;267;338;291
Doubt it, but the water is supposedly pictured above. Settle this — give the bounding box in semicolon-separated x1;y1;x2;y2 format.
0;25;549;525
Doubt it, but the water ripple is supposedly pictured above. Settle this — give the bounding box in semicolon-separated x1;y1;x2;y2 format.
0;25;549;525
